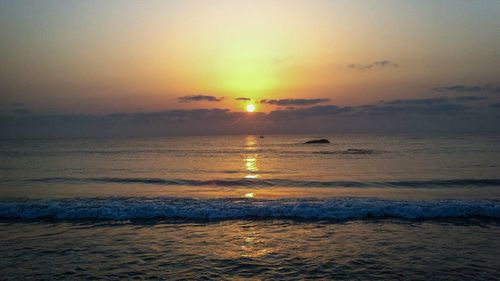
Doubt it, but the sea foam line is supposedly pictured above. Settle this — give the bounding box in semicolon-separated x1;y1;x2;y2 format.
0;197;499;220
26;177;500;188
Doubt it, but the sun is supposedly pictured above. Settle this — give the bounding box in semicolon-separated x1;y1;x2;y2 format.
246;104;256;112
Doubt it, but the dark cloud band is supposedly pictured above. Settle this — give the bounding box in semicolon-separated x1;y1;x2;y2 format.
260;98;330;106
347;60;399;70
432;84;500;94
177;95;223;103
2;96;498;138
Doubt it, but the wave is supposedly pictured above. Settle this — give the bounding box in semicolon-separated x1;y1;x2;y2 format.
0;197;498;220
27;177;500;188
1;147;380;157
314;149;375;155
1;148;295;155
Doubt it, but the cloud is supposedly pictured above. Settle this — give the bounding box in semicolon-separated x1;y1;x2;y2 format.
260;98;330;106
356;96;490;116
451;96;487;102
384;96;486;106
112;108;231;119
0;102;25;108
265;97;480;121
235;97;251;101
347;60;399;70
177;95;224;103
384;97;449;106
358;102;468;116
12;108;30;115
268;105;348;119
0;102;31;115
2;96;499;138
432;84;500;94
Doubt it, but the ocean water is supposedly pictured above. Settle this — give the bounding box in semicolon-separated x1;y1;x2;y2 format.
1;134;500;280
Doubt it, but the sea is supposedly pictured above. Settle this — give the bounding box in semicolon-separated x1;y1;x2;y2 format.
1;134;499;280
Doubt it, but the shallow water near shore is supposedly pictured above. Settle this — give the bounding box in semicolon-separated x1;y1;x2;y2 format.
1;134;499;279
1;219;500;280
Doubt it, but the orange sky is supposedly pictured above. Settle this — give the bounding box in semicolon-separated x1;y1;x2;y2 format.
1;0;500;114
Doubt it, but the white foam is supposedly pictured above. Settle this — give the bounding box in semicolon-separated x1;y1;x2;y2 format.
0;197;499;220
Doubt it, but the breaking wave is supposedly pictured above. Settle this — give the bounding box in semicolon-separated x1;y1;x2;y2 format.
0;197;499;221
26;177;500;188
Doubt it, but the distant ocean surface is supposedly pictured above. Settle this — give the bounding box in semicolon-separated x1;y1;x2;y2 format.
1;134;500;280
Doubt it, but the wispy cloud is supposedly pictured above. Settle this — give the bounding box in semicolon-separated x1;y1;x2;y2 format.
12;108;30;115
358;101;468;116
268;96;479;120
260;98;330;106
235;97;251;101
385;97;449;106
177;95;224;103
384;96;486;106
451;96;488;102
432;84;500;94
347;60;399;70
268;105;352;120
0;102;32;115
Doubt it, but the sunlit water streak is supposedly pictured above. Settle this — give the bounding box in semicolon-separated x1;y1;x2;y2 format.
1;219;499;280
1;134;499;279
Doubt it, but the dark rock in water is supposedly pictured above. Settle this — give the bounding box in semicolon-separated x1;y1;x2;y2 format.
305;139;330;144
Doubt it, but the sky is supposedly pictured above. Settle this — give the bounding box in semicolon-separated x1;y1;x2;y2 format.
1;0;500;137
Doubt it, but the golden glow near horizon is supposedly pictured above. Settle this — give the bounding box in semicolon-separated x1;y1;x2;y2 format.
1;1;500;114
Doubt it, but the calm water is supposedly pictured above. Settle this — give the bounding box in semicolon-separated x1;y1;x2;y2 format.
1;134;500;280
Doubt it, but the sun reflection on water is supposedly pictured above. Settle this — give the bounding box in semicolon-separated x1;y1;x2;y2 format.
210;224;279;259
245;156;258;172
245;135;256;149
244;192;254;198
244;136;260;180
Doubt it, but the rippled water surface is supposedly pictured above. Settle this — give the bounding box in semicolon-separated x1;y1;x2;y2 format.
1;220;499;280
1;134;499;279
